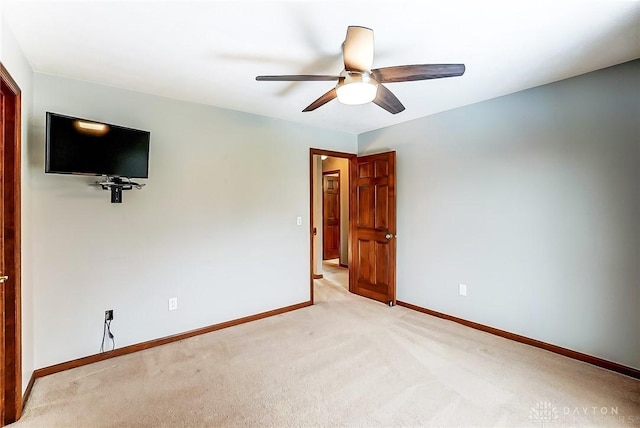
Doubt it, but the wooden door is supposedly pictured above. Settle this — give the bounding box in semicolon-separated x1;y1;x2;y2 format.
349;152;396;305
0;63;22;425
322;173;340;260
0;74;5;425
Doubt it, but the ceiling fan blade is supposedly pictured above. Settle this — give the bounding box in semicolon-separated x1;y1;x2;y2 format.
256;75;341;82
373;84;405;114
343;26;374;72
302;88;338;112
372;64;466;83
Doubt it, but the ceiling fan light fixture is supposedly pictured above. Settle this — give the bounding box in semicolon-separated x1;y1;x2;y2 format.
336;72;378;105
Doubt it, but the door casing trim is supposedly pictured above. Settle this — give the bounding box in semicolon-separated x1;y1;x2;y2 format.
0;61;23;426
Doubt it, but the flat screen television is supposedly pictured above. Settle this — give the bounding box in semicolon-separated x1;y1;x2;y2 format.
46;112;150;179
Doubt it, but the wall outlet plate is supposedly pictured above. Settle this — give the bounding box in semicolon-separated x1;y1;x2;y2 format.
105;309;114;321
168;297;178;311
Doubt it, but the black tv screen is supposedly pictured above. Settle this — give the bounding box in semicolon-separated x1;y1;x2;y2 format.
46;112;150;178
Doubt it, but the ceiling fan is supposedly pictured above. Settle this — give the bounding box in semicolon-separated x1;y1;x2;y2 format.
256;26;465;114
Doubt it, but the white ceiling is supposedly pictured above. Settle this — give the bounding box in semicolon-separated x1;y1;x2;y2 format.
4;0;640;134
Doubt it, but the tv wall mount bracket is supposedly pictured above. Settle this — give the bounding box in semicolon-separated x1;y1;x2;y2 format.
95;176;145;203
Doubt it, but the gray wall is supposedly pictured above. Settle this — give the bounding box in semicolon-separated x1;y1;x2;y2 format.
359;60;640;369
30;73;356;368
1;16;35;393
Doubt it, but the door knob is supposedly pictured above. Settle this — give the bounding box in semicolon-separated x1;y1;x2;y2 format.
385;233;393;240
0;275;8;283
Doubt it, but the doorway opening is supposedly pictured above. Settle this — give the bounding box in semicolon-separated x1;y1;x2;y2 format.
309;149;355;302
309;148;397;306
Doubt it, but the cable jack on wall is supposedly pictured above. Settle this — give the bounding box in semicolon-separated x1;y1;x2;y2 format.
95;176;146;204
100;309;116;353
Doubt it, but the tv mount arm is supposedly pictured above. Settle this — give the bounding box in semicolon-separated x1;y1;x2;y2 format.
95;176;145;203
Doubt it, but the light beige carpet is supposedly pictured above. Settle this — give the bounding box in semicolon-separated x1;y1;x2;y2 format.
322;260;348;291
11;279;640;427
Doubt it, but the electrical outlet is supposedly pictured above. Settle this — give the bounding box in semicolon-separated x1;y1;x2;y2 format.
168;297;178;311
296;216;302;226
105;309;114;321
459;284;467;297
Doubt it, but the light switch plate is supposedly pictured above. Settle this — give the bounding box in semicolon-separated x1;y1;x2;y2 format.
459;284;467;296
